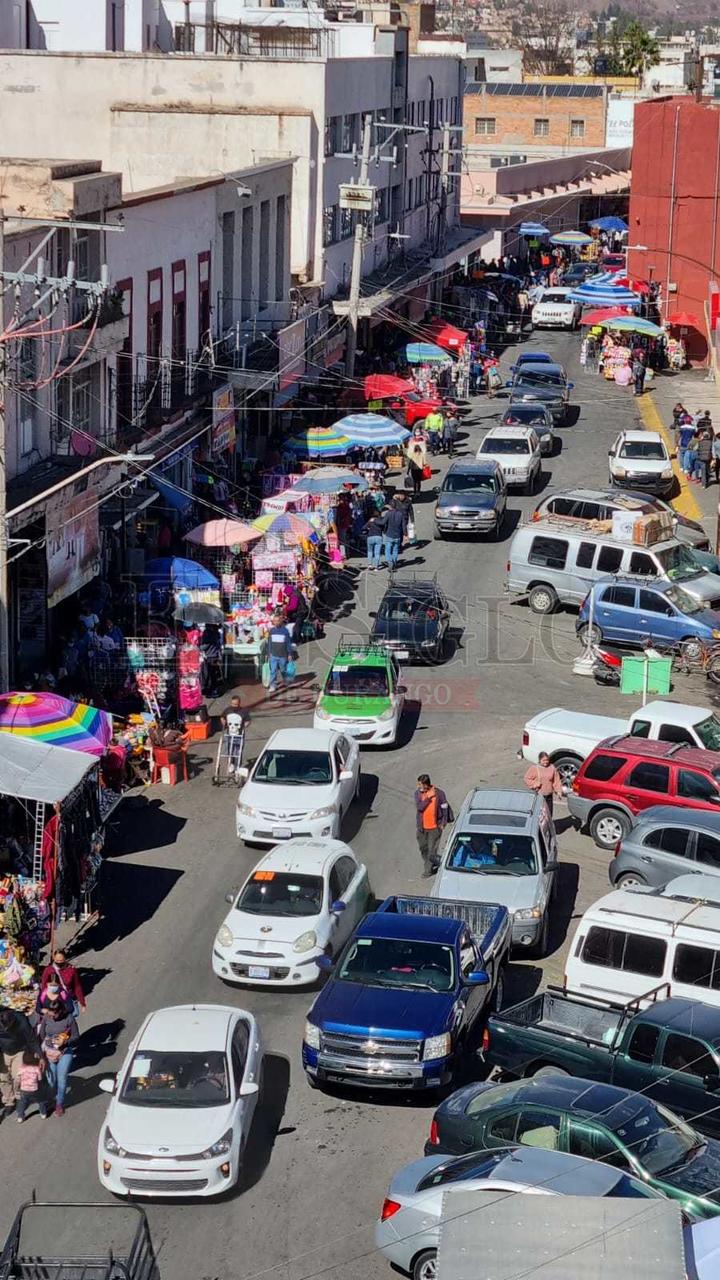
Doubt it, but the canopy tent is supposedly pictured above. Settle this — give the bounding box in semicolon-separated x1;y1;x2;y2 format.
589;215;628;233
284;427;352;457
403;342;453;365
0;734;96;806
0;692;112;758
333;413;410;447
518;222;549;237
423;320;469;351
613;275;651;295
550;230;593;246
363;374;414;400
667;310;701;328
286;468;369;496
185;519;261;548
143;557;220;589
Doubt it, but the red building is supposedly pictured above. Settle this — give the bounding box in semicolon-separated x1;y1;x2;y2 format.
628;97;720;364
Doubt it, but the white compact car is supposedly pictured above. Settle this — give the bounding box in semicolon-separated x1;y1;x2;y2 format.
608;429;673;497
97;1004;263;1198
531;288;580;330
212;838;371;987
477;426;542;494
236;727;360;845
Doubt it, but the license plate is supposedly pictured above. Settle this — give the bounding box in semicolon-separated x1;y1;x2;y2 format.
395;649;409;659
457;521;473;529
248;965;271;980
272;826;292;839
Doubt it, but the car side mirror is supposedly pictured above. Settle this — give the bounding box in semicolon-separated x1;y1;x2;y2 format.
398;684;407;693
339;769;354;782
99;1077;116;1094
704;1073;720;1092
568;382;574;390
239;1081;259;1098
369;610;377;618
238;766;250;781
316;954;334;971
465;969;490;986
331;899;346;913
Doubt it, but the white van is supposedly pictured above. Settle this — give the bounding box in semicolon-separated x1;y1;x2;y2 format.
565;886;720;1008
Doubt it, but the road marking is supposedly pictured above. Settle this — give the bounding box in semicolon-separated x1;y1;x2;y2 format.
638;394;703;520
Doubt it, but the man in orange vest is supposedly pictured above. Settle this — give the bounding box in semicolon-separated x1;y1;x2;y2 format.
415;774;451;878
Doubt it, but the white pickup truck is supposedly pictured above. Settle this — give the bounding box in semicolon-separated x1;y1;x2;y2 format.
520;699;720;786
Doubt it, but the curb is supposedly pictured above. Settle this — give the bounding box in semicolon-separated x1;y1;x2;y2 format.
637;394;704;521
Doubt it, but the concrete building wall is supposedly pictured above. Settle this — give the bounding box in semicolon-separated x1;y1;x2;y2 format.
0;1;27;47
465;85;607;150
464;46;522;83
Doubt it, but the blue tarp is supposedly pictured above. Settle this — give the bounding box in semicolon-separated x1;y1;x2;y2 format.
143;557;219;589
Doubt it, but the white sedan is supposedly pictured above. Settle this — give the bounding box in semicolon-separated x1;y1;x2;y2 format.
212;838;371;987
236;727;360;845
97;1004;262;1198
531;288;580;330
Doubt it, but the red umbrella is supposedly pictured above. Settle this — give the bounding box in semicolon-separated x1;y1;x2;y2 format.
580;307;630;326
667;310;700;328
424;319;469;351
363;374;415;400
614;276;651;295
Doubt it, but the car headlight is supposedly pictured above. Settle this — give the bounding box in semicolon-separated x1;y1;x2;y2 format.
514;907;542;921
309;803;338;820
293;930;318;954
420;638;437;647
315;703;331;719
661;466;673;479
423;1033;453;1061
201;1128;233;1159
377;705;395;720
237;801;256;818
104;1128;127;1157
304;1020;321;1049
216;923;233;948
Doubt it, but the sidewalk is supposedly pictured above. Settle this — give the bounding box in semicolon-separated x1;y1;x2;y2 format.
639;366;720;545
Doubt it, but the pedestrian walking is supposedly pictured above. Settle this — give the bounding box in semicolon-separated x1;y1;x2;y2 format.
381;502;405;571
677;413;696;474
39;949;86;1019
364;509;386;570
523;752;563;817
425;409;443;455
415;774;452;877
264;611;296;693
672;402;687;449
694;429;713;487
0;1007;39;1117
632;354;646;396
442;410;459;457
15;1049;51;1122
35;1001;79;1117
200;624;223;698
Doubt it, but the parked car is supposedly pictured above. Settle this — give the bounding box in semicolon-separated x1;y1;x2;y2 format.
609;430;674;497
484;990;720;1136
476;425;541;494
97;1004;263;1198
433;788;558;956
501;403;555;455
375;1145;663;1280
563;262;597;285
212;838;371;987
433;459;507;540
235;727;360;845
313;637;404;745
370;574;451;663
567;735;720;849
508;362;573;425
533;487;710;551
425;1074;720;1220
576;578;720;649
509;351;555;373
531;287;581;330
609;806;720;890
387;390;459;429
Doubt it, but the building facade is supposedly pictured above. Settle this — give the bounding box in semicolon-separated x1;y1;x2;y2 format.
464;82;608;154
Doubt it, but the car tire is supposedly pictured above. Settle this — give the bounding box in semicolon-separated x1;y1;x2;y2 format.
577;622;602;648
589;807;632;850
551;753;583;788
434;530;445;541
412;1250;438;1280
528;584;557;615
615;872;648;890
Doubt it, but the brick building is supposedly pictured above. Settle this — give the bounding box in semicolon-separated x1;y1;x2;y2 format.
464;82;608;152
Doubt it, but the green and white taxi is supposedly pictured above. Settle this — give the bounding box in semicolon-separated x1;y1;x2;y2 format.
313;638;405;746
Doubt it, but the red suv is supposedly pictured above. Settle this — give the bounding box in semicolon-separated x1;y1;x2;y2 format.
567;736;720;850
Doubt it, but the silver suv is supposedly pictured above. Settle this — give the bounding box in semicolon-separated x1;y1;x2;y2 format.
534;488;710;551
434;460;507;539
609;805;720;891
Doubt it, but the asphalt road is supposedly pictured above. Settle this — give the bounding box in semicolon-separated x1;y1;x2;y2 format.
3;327;715;1279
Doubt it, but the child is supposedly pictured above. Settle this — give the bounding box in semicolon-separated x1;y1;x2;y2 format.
16;1048;50;1121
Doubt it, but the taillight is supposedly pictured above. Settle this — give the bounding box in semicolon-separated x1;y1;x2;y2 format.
613;841;622;858
429;1119;439;1146
580;594;589;612
381;1199;402;1221
572;779;580;793
522;730;529;747
481;1026;491;1053
506;561;511;573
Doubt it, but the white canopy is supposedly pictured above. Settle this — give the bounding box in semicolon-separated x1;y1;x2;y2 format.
0;734;96;805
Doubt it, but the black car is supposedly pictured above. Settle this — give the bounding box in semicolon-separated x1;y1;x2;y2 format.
509;362;573;426
370;575;451;663
501;403;555;456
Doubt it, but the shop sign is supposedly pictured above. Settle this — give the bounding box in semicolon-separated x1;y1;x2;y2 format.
339;184;374;212
278;318;307;390
46;487;102;609
211;384;236;454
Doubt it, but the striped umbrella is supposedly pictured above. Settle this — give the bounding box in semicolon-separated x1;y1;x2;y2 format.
0;692;113;757
569;285;641;308
284;427;352;458
404;342;453;365
550;230;593;246
251;511;321;543
333;413;410;447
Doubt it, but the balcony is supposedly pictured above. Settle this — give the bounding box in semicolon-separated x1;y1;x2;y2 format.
115;348;213;448
66;291;130;365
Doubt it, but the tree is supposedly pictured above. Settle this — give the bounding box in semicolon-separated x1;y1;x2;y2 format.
618;19;660;77
513;0;575;75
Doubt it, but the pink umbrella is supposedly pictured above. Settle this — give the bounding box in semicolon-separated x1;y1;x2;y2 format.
186;519;261;548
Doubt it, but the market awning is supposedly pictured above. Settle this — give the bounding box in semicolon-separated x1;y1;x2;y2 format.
363;374;414;400
424;320;469;351
0;734;96;805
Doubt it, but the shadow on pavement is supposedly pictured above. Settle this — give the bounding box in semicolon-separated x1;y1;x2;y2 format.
105;797;187;857
77;863;185;954
342;773;380;843
237;1052;291;1194
547;860;580;958
73;1017;126;1072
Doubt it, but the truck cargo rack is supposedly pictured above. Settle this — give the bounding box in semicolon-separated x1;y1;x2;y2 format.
0;1202;159;1280
336;635;394;658
383;895;509;953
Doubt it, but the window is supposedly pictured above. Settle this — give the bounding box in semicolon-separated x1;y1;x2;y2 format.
678;769;719;802
661;1033;717;1079
231;1021;249;1091
341;113;357;151
329;864;344;904
582;926;624;969
603;585;636;608
275;195;287;302
640;593;676;618
673;944;720;990
624;933;667;977
547;498;575;517
197;252;211;346
340;207;353;240
631;720;651;739
576;542;595;569
475;117;496;136
221;212;234;332
533;118;550;137
626;762;670;794
581;926;666;977
658;724;694;745
487;1112;518;1143
241;205;253;322
696;831;720;869
515;1108;562;1150
626;1022;661;1065
643;827;689;858
323;205;337;247
528;536;568;570
583;753;625;782
171;260;186;365
324;116;339;156
259;200;270;309
633;556;659;577
597;546;624;574
570;118;585;139
375;187;389;225
568;1122;626;1166
459;931;477;976
334;856;357;894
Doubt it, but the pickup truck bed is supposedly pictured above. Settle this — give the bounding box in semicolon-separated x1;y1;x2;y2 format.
498;989;625;1047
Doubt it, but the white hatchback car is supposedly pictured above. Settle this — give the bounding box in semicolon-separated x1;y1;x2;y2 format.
476;426;542;494
531;287;580;330
97;1004;262;1198
212;838;371;987
608;429;673;497
236;727;360;845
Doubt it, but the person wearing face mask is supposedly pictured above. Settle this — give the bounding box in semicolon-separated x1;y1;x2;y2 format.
34;999;79;1117
39;949;86;1020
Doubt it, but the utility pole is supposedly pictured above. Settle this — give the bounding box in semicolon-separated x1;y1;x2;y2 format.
436;122;451;262
344;113;373;380
0;209;8;693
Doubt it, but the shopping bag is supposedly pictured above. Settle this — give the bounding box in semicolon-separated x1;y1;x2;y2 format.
285;659;297;679
407;518;416;542
422;464;432;480
261;661;272;687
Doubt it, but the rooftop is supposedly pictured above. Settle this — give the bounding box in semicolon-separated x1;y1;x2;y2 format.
140;1005;235;1052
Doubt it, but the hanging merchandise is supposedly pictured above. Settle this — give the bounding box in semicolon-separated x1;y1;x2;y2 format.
125;637;179;717
177;643;202;712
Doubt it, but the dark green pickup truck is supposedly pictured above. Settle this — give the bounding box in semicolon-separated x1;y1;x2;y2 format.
485;988;720;1136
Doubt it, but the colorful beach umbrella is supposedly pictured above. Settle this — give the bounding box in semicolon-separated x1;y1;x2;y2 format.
251;511;321;543
286;468;368;496
186;519;261;548
284;427;352;458
404;342;453;365
364;374;414;400
333;413;410;447
0;692;113;757
579;307;630;326
550;230;593;246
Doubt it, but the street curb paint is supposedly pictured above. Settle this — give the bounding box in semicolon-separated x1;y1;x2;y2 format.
638;394;703;520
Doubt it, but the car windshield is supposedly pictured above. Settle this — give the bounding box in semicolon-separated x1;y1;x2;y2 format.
655;544;702;583
443;473;497;493
695;715;720;750
418;1151;507;1190
481;438;530;455
121;1050;230;1108
505;411;547;427
613;1103;699;1176
665;584;703;614
619;441;667;461
237;871;324;917
516;371;564;389
326;665;390;696
379;596;438;621
540;292;569;304
253;749;332;785
336;936;454;992
446;833;538;876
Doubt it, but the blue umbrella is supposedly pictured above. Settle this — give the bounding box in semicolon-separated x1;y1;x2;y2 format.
589;215;628;233
333;413;410;447
286;468;369;496
143;557;219;589
518;222;549;237
404;342;453;365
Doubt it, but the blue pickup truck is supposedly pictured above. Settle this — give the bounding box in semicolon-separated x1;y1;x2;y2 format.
302;894;510;1091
